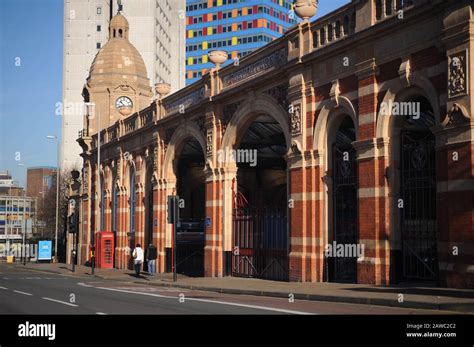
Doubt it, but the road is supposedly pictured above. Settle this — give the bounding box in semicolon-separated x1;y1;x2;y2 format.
0;264;448;315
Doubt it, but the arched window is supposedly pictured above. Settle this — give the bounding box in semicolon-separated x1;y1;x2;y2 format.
119;29;123;38
129;167;136;233
100;174;105;230
320;27;326;45
113;29;116;37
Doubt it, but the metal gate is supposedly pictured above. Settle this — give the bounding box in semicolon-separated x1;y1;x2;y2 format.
401;130;438;281
232;208;288;281
332;144;358;283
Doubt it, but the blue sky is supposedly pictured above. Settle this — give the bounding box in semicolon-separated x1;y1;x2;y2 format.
0;0;349;187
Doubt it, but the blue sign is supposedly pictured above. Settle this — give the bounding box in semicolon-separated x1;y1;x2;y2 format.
38;241;52;261
205;217;211;228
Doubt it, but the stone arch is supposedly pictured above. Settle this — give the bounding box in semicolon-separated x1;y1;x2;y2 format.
162;122;207;180
313;96;358;154
221;94;291;161
376;75;441;139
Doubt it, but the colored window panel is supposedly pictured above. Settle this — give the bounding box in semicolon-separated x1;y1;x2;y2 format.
208;26;213;35
232;9;238;17
188;30;194;38
203;55;208;63
243;7;248;16
203;41;208;50
207;13;213;22
217;0;222;6
187;70;193;79
208;0;213;8
232;37;237;45
188;57;193;65
232;23;237;31
258;19;263;27
231;51;238;59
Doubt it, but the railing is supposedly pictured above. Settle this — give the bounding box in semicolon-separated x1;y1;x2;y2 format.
311;3;356;50
124;115;137;135
375;0;414;22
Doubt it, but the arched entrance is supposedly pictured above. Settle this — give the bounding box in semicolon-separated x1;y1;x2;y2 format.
329;116;358;283
175;138;206;277
399;95;438;281
231;113;289;281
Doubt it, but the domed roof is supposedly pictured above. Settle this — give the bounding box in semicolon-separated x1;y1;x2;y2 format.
86;13;150;90
110;13;129;31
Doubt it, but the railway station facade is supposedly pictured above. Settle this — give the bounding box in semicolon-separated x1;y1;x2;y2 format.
69;0;474;288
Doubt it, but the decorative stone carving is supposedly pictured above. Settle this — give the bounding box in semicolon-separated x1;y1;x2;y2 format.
329;79;340;106
165;127;176;143
206;128;213;157
153;145;159;171
294;0;318;21
290;103;302;136
265;84;289;110
446;103;470;126
222;49;287;88
82;166;89;192
448;51;467;99
163;87;205;114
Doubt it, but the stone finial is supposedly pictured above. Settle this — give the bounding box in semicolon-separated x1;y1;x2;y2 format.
294;0;318;22
208;50;228;68
155;83;171;99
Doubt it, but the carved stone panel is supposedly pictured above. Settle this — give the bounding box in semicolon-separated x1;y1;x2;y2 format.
290;103;302;136
221;101;242;135
206;128;213;157
448;51;467;99
265;84;289;110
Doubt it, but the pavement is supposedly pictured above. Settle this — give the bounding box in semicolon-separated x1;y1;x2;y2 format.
2;260;474;314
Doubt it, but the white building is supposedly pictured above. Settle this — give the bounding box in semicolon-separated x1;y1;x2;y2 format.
62;0;186;169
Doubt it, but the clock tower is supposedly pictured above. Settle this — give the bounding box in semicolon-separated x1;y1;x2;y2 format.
82;11;152;135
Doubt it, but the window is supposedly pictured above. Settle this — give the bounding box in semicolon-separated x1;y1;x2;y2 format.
97;7;102;15
97;25;101;32
96;42;101;49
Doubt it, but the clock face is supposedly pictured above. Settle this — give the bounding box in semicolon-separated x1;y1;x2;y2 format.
115;96;133;109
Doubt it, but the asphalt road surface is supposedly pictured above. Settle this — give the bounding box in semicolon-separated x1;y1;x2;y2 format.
0;264;448;315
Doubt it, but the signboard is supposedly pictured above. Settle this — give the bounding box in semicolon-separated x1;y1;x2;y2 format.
38;240;52;261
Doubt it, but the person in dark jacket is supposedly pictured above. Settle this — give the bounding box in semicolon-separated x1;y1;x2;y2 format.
147;243;157;275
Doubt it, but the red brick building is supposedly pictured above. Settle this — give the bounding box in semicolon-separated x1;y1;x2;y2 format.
70;0;474;289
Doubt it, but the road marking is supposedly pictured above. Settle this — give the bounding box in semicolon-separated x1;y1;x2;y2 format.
77;282;93;288
96;312;107;315
13;290;33;296
0;286;8;290
42;297;78;307
94;286;313;315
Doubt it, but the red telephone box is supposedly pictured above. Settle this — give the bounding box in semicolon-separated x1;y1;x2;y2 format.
95;231;115;269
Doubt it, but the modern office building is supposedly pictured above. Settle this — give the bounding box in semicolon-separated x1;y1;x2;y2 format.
0;173;36;251
185;0;297;84
62;0;186;170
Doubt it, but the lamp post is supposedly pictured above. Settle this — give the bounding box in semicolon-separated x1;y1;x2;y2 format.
17;163;28;265
46;135;60;263
85;102;99;274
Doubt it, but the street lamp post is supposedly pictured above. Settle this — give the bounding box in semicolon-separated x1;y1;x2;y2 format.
17;163;28;265
46;135;60;263
85;102;99;275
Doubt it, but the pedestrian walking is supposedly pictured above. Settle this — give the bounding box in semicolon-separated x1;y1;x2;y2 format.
132;244;144;277
147;243;157;275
